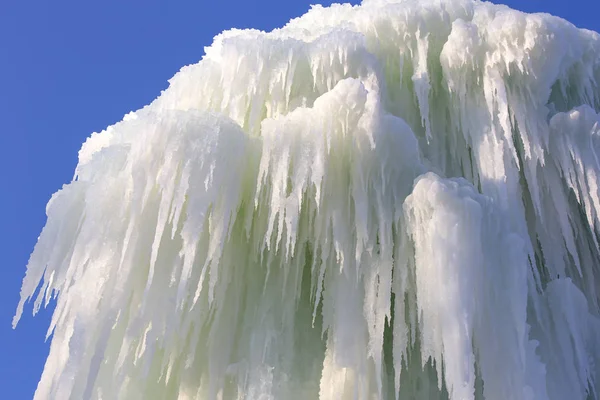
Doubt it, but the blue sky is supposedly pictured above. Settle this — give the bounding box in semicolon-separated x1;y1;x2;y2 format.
0;0;598;398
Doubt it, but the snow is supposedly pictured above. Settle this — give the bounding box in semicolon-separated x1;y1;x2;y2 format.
14;0;600;399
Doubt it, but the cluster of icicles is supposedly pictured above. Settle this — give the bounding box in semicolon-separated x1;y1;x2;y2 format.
15;0;600;399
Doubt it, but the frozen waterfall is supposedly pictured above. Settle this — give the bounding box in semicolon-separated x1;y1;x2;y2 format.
14;0;600;399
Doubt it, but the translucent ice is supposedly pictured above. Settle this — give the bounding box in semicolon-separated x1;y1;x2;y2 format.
15;0;600;399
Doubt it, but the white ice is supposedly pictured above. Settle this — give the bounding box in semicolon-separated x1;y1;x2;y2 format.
14;0;600;399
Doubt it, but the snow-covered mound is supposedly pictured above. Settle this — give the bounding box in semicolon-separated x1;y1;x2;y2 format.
15;0;600;399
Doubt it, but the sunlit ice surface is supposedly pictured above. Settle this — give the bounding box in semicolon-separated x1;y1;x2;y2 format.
15;0;600;398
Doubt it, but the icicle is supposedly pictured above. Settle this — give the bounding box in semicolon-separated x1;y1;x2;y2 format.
15;1;600;399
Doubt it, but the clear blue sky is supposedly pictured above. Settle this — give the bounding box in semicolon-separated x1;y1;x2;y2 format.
0;0;598;398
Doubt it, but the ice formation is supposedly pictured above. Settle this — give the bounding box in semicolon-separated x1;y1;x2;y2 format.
14;0;600;399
